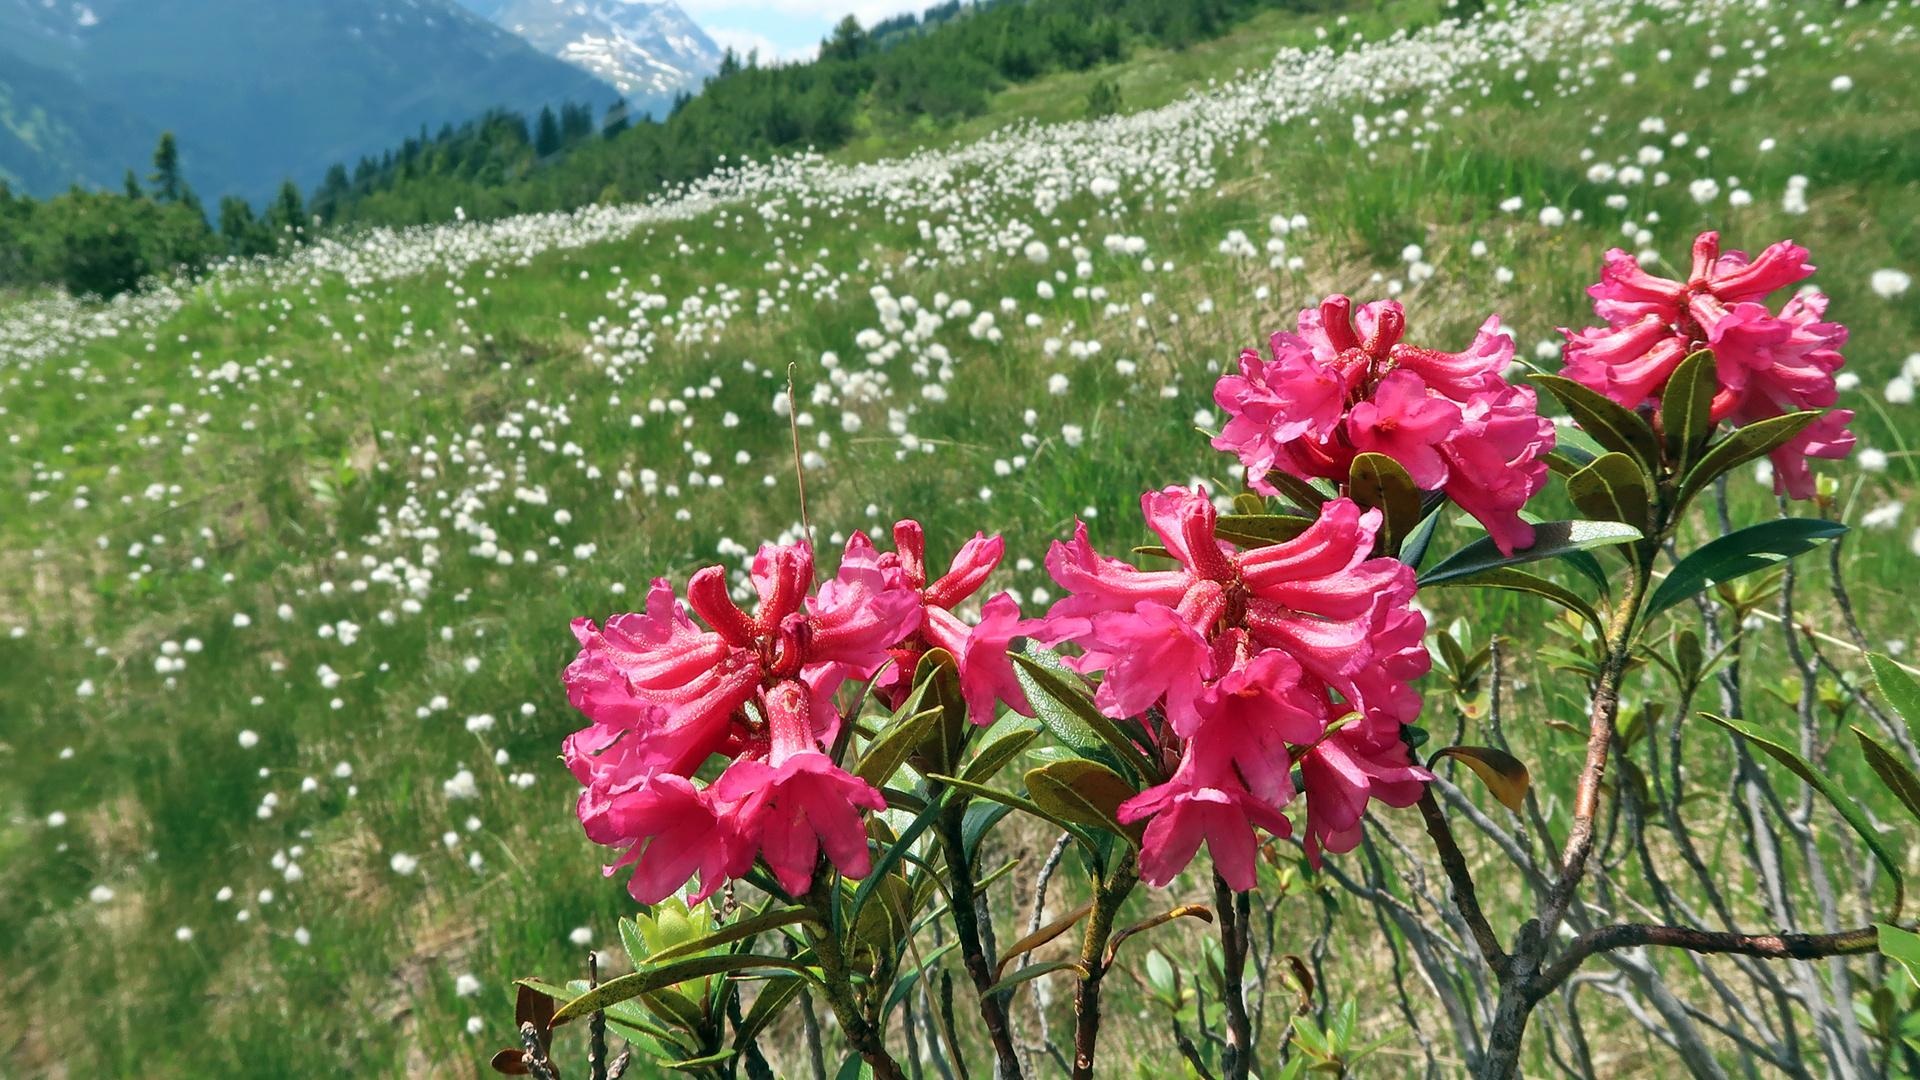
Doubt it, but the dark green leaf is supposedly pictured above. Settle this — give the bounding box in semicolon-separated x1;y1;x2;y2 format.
1531;374;1660;474
1854;727;1920;826
1642;518;1848;621
1260;470;1329;512
846;790;947;929
883;941;960;1017
1011;645;1155;780
1565;452;1650;534
1419;520;1643;587
1662;349;1718;472
1347;452;1423;556
549;955;822;1024
1215;513;1315;550
855;706;942;787
962;799;1014;859
734;976;806;1050
1702;713;1903;920
1675;411;1821;509
1398;504;1443;571
1425;566;1606;636
926;774;1105;861
963;725;1041;784
1027;759;1143;844
1871;654;1920;727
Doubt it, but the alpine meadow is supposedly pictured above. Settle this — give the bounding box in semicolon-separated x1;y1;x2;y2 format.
5;0;1920;1078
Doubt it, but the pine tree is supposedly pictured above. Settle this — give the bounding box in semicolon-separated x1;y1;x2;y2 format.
123;168;143;201
269;179;305;242
602;98;630;139
534;106;561;156
148;132;184;203
560;101;593;143
820;15;868;61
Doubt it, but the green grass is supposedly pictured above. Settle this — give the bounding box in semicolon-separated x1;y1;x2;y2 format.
3;0;1919;1077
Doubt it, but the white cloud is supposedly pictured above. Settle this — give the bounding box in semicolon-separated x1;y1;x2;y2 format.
687;0;930;61
707;26;818;62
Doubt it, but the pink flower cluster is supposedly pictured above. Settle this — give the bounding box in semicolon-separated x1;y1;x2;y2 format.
1212;296;1556;556
562;528;1030;904
1560;231;1854;498
1041;488;1431;886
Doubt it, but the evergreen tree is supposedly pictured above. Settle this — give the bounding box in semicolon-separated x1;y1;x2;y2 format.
269;179;305;242
560;101;594;143
148;132;184;203
217;195;274;256
602;98;630;139
123;168;144;201
1085;78;1122;119
820;15;869;61
534;106;561;156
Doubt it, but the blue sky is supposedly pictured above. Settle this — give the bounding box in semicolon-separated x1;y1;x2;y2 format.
681;0;926;62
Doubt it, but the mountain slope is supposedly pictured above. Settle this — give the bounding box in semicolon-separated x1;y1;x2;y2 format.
453;0;721;118
0;0;619;202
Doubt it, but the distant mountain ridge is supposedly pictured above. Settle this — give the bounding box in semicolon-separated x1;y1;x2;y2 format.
0;0;620;202
454;0;722;109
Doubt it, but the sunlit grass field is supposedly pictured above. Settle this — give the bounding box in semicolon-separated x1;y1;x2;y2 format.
3;0;1919;1076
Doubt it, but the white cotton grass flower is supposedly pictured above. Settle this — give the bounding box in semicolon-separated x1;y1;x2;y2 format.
444;769;479;800
89;885;114;903
1871;269;1912;298
1888;377;1915;405
1538;206;1566;228
47;811;67;827
1861;448;1891;473
238;730;259;748
390;853;419;876
1689;178;1721;204
1061;424;1086;448
1862;502;1904;530
175;926;194;942
232;613;252;628
1047;373;1070;395
77;679;96;698
1911;527;1920;560
294;927;311;946
466;1017;485;1036
569;926;595;947
455;974;483;997
1831;75;1855;92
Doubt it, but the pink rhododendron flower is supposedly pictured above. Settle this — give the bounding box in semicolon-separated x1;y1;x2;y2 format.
1045;487;1431;886
871;521;1041;725
1560;231;1854;498
1213;295;1554;555
561;536;919;903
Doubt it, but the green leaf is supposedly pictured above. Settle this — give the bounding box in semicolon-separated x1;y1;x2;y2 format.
834;1055;874;1080
1662;349;1719;472
1398;503;1443;571
963;724;1041;784
1214;513;1315;550
1425;566;1606;636
733;976;806;1050
1430;746;1532;812
1419;520;1643;587
1879;923;1920;984
982;959;1091;998
1701;713;1904;920
1027;759;1143;844
647;907;824;964
926;773;1105;858
620;916;649;968
663;1049;738;1072
550;955;822;1023
1565;452;1650;534
1870;654;1920;726
1675;411;1821;509
1643;518;1848;621
846;789;947;929
1531;374;1660;474
1260;470;1329;512
1010;650;1160;783
883;941;960;1017
855;706;942;787
1854;727;1920;826
1347;452;1423;556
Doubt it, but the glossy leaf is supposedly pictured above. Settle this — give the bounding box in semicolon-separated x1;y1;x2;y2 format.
1565;452;1650;534
1871;654;1920;726
1346;452;1423;556
982;959;1091;998
845;789;947;928
648;907;824;964
1643;518;1848;621
1215;512;1315;550
1419;520;1643;587
1703;713;1904;920
1398;503;1443;571
1431;746;1532;812
1427;566;1606;636
963;724;1042;784
855;706;943;787
1878;923;1920;985
552;955;821;1024
1531;374;1660;473
1675;410;1821;508
1662;349;1719;471
1854;727;1920;825
1027;759;1142;844
1261;470;1329;512
927;774;1105;863
1010;647;1158;782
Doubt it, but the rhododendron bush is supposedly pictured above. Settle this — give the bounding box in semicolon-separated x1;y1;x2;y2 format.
502;235;1920;1080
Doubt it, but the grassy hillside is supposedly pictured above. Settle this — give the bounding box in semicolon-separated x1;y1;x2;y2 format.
2;0;1918;1075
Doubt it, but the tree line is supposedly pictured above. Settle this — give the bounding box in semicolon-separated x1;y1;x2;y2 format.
1;0;1327;298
